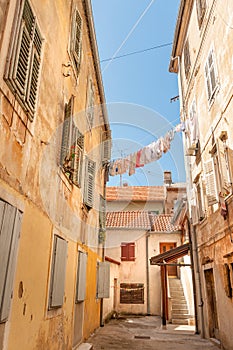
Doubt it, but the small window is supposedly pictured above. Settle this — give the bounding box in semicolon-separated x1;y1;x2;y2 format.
49;235;67;309
60;96;84;186
223;264;232;298
70;9;82;76
184;40;191;79
204;158;219;206
96;262;110;299
4;0;43;120
83;158;96;209
0;199;22;322
120;283;144;304
196;0;206;28
121;242;135;261
205;48;218;102
75;252;87;302
86;79;95;129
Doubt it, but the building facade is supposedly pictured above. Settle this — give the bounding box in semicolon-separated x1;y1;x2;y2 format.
170;1;233;349
0;1;110;349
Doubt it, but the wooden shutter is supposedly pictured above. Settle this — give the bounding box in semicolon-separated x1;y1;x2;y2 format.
76;252;87;302
205;49;217;101
190;188;199;225
128;243;135;261
0;200;22;322
71;9;82;74
87;81;94;128
71;129;84;186
102;139;111;163
216;139;231;192
196;0;206;27
184;40;191;78
121;243;128;261
84;158;96;208
97;262;110;299
49;236;67;308
204;159;218;205
223;264;232;298
60;97;74;166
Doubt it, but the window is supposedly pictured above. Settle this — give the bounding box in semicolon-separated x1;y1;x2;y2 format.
223;264;232;298
205;48;218;102
75;252;87;302
83;158;96;209
196;0;206;28
86;79;95;129
96;262;110;299
70;9;82;76
184;40;191;79
49;235;67;309
121;242;135;261
60;96;84;186
4;0;42;120
204;138;232;206
102;130;112;164
0;199;22;322
120;283;144;304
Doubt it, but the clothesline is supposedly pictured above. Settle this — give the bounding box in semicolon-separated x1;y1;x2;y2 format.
109;123;185;177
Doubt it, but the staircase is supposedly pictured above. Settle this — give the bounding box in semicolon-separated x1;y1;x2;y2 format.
169;278;189;325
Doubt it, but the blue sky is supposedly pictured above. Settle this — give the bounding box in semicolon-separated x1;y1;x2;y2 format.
92;0;186;186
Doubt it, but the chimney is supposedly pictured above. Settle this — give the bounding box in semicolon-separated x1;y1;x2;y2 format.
163;171;172;186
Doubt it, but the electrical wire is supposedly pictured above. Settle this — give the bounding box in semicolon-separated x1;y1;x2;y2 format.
100;42;173;63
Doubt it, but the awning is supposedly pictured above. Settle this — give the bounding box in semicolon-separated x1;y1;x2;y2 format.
150;242;190;265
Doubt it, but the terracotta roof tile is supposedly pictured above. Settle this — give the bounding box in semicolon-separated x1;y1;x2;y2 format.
106;211;151;229
150;214;181;232
106;186;165;202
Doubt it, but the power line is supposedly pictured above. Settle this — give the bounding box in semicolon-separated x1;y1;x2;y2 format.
100;42;172;63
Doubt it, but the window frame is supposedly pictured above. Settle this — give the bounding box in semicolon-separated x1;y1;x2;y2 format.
196;0;206;28
205;48;218;104
70;7;82;77
86;78;95;129
4;0;43;121
121;242;135;262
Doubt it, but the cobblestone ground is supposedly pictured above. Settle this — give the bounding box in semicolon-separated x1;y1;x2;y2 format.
86;316;220;350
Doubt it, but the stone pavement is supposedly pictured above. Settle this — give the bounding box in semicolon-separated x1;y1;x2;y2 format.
84;315;220;350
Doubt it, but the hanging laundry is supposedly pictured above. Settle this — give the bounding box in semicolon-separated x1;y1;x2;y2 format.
136;149;144;168
129;153;136;176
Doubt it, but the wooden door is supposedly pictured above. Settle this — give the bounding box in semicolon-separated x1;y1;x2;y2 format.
204;268;219;339
160;242;177;276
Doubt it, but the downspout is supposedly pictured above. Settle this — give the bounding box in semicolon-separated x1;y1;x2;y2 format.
146;230;151;315
187;218;199;334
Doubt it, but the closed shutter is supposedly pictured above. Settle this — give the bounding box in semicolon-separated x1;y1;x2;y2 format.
190;188;199;225
71;9;82;74
204;159;218;205
216;139;231;192
87;81;94;128
184;40;191;78
72;129;84;186
128;243;135;261
49;236;67;308
196;0;206;27
121;243;128;261
0;200;22;322
205;49;217;101
60;96;74;166
102;139;111;163
84;158;96;208
76;252;87;302
97;262;110;299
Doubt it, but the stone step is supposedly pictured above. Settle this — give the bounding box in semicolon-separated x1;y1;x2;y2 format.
172;300;187;305
171;308;188;314
172;319;189;325
76;343;93;350
172;313;190;319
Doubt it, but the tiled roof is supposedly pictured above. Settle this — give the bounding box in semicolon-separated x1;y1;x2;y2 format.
106;211;181;232
106;186;165;202
150;214;181;232
106;211;151;229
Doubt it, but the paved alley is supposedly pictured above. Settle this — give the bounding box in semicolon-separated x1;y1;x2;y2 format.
85;316;220;350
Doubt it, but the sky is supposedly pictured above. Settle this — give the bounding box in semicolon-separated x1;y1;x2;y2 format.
92;0;186;187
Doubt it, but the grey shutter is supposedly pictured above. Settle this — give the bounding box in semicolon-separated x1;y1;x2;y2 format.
84;158;96;208
71;9;82;74
76;252;87;302
102;139;111;163
97;262;110;299
190;188;199;225
204;159;218;205
27;24;42;114
60;97;74;166
72;129;84;186
216;139;231;192
0;201;22;322
50;236;67;308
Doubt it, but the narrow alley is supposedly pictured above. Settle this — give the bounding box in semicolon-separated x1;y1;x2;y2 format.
84;316;219;350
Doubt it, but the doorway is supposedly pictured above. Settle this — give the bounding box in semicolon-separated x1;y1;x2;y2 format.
204;268;219;339
160;242;177;276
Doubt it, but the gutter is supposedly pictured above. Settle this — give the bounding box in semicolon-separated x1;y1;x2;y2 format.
82;0;110;131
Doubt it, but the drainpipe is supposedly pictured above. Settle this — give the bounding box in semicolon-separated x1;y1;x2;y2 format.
187;218;199;334
146;230;151;315
191;224;205;338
